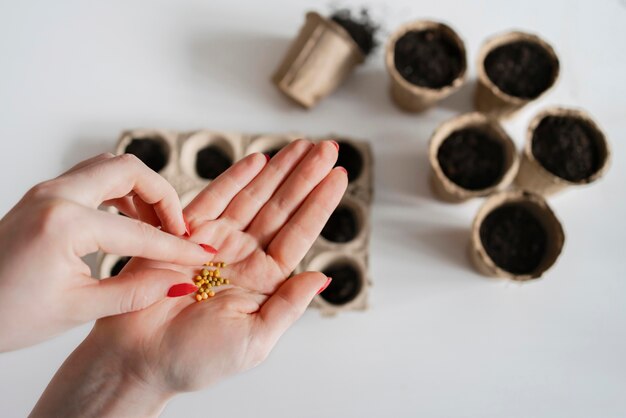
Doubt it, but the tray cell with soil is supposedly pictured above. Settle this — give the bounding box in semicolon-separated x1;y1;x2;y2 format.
306;252;369;314
470;191;565;280
515;107;610;196
117;130;177;178
429;113;518;202
386;20;467;112
319;195;368;252
475;31;559;118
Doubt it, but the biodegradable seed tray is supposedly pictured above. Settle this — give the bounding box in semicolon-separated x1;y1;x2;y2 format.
98;130;374;316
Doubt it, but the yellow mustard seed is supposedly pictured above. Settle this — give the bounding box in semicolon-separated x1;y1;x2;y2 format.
215;269;221;278
208;271;214;277
201;269;209;277
195;294;202;302
194;275;202;282
208;290;215;297
202;292;208;299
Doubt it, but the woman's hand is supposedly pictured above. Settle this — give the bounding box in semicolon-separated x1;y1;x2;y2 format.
0;153;216;352
30;140;347;418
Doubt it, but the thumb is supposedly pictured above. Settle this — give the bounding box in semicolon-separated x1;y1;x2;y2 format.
78;268;197;319
257;271;331;348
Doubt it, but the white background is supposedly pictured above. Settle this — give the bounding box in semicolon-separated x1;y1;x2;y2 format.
1;0;625;417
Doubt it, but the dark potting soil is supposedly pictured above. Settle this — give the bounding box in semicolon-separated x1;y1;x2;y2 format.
394;29;464;88
264;147;284;159
480;204;547;275
484;41;556;99
321;206;359;243
321;262;362;305
437;128;505;190
125;138;168;172
532;116;601;182
335;140;363;183
110;256;131;277
195;145;233;180
330;9;379;56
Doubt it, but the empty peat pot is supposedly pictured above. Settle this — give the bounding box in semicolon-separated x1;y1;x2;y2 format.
123;135;170;173
272;10;378;108
429;113;519;202
475;31;559;118
515;107;610;196
320;196;366;246
470;191;564;280
386;20;467;112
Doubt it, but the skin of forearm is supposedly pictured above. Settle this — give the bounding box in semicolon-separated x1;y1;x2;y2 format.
29;334;173;418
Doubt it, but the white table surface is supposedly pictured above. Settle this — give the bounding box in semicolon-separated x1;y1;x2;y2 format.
1;1;625;417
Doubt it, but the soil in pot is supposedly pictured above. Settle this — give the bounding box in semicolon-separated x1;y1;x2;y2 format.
531;116;601;182
264;146;284;159
484;41;556;99
437;128;505;190
330;8;379;56
110;256;131;277
196;145;233;180
479;204;547;275
335;140;363;183
394;29;464;89
125;138;168;172
321;205;359;243
320;262;363;305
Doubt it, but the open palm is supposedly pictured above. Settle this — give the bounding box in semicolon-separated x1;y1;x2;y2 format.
89;139;346;393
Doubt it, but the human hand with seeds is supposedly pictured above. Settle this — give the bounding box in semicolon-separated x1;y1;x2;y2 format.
0;153;217;353
31;140;348;418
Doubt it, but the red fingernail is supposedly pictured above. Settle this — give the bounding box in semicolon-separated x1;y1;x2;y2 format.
183;217;191;237
264;153;271;162
330;140;339;151
336;166;348;176
167;283;197;297
200;244;218;254
316;277;332;295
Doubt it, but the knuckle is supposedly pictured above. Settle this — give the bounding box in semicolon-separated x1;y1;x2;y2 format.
26;180;59;200
118;153;142;167
34;199;75;235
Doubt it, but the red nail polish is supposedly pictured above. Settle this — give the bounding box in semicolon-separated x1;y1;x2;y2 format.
316;277;332;295
167;283;197;297
200;244;218;254
330;140;339;151
336;166;348;176
264;153;271;162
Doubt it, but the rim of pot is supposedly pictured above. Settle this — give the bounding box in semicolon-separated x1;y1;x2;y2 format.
477;30;560;104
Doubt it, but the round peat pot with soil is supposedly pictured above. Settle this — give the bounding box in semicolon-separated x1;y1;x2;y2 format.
515;107;610;196
272;11;378;109
470;191;565;280
320;196;367;248
475;31;559;118
386;20;467;112
429;113;518;202
123;135;170;173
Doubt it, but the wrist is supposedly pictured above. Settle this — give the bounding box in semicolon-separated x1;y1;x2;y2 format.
31;332;174;418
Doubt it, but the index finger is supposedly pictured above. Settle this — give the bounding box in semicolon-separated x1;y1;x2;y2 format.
77;208;215;265
57;154;186;235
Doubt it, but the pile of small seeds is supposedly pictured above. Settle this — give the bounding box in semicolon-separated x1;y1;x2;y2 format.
193;261;230;302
